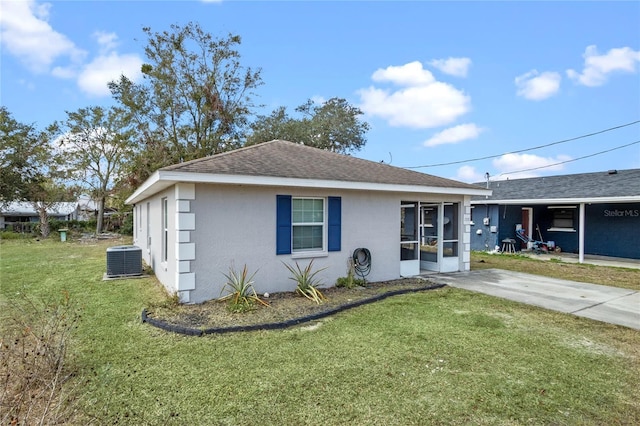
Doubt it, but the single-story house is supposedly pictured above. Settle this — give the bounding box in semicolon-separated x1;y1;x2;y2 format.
76;194;118;221
126;140;490;303
0;201;77;231
470;169;640;260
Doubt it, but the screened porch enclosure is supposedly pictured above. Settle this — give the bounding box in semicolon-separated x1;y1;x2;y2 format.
400;201;461;276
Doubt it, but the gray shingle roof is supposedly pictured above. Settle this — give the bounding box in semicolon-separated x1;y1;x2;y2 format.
162;139;483;190
472;169;640;201
1;201;77;216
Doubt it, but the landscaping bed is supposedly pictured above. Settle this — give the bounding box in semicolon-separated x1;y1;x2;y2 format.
145;278;442;331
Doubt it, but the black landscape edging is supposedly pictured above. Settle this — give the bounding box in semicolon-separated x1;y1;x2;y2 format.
141;283;447;336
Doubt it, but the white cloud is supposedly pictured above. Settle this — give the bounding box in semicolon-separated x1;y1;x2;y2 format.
0;0;86;73
78;52;143;97
567;45;640;87
358;61;471;128
75;31;143;97
428;57;472;77
0;1;142;97
515;70;561;101
424;123;484;147
371;61;436;86
492;153;571;179
51;66;76;79
455;165;486;183
94;31;119;54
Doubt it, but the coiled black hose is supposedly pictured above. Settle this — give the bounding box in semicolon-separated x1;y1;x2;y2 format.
352;248;372;282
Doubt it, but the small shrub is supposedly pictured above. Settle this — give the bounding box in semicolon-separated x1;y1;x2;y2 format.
336;258;365;288
0;231;27;240
220;264;268;313
120;212;134;235
336;276;365;288
48;218;67;233
283;260;327;304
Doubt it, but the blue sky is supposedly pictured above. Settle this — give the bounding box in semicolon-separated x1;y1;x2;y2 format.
2;0;639;183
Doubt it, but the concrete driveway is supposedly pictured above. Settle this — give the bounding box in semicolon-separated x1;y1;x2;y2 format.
433;269;640;330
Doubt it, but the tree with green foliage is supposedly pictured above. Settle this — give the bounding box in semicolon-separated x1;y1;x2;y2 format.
54;106;134;234
29;180;77;238
0;107;44;204
0;107;75;237
108;22;263;187
246;97;370;154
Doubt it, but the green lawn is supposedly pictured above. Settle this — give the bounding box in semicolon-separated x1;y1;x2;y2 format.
1;239;639;425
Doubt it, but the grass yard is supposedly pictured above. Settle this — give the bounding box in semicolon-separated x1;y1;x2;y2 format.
1;239;639;425
472;251;640;291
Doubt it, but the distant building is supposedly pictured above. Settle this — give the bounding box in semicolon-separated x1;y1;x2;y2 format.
0;201;77;231
76;194;119;221
470;169;640;260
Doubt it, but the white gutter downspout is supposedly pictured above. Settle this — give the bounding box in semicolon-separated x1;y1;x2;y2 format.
578;203;585;264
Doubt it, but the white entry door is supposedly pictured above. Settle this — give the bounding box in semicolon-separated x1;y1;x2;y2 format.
402;201;462;275
400;202;420;276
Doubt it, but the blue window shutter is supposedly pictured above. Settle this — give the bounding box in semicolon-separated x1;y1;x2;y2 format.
328;196;341;252
276;195;292;255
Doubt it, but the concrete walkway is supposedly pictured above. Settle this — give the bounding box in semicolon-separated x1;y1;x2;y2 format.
434;269;640;330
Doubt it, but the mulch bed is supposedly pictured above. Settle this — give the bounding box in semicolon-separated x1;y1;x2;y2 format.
143;278;445;335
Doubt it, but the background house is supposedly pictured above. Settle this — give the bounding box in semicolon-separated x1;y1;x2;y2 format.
76;195;100;222
75;194;119;222
0;201;77;232
126;140;490;303
470;169;640;260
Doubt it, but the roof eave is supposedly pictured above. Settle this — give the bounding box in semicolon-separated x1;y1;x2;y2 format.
125;171;491;204
471;196;640;205
125;171;162;205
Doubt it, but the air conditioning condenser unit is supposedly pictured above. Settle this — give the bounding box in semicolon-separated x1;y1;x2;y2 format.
106;245;142;278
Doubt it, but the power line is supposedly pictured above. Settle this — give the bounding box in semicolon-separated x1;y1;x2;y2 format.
496;140;640;177
404;120;640;169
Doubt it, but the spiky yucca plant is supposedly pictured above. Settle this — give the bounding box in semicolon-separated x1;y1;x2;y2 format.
220;265;268;312
283;260;327;304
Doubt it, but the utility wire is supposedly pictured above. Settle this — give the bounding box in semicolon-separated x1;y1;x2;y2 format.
404;120;640;169
496;140;640;177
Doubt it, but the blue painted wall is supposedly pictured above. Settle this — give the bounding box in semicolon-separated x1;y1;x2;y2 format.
498;205;525;250
471;204;531;251
585;203;640;259
471;202;640;259
534;207;578;253
470;205;501;251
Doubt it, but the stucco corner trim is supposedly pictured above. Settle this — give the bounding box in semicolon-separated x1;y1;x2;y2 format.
176;272;196;291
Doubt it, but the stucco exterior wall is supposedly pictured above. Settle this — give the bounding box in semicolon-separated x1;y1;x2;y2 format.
132;182;470;304
132;187;178;297
189;184;409;303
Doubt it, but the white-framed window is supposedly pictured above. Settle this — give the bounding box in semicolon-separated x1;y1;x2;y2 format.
548;206;576;231
146;202;151;249
162;197;168;261
292;197;324;252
